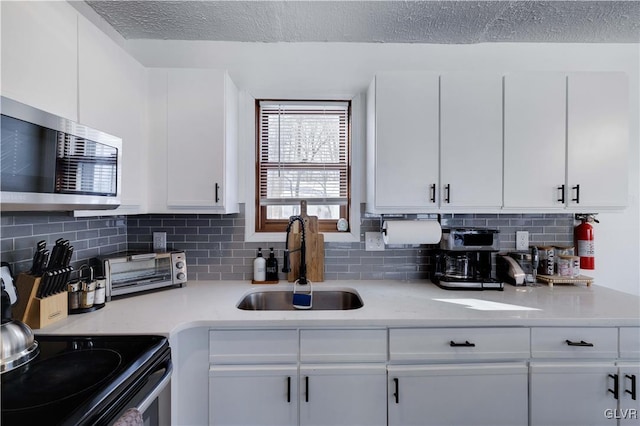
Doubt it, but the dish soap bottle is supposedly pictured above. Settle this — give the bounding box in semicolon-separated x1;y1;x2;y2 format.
266;247;279;282
253;248;266;282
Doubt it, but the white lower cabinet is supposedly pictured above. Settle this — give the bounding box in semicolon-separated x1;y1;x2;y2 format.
388;363;528;426
529;327;638;426
209;365;298;426
299;364;387;426
208;328;387;426
206;326;638;426
616;363;640;426
529;362;621;426
388;327;530;426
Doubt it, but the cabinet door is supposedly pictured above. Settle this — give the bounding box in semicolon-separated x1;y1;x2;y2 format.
75;15;148;216
530;362;617;426
368;72;439;213
1;1;78;120
618;363;640;426
299;364;387;426
166;69;238;213
504;73;566;209
567;73;629;209
440;73;503;209
209;365;298;426
388;363;528;426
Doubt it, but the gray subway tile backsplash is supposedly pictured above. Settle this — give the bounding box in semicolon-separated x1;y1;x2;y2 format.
1;205;574;282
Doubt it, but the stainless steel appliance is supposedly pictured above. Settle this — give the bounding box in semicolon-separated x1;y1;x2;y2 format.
99;251;187;301
497;248;539;286
440;228;499;251
1;334;171;426
0;97;122;211
432;228;503;290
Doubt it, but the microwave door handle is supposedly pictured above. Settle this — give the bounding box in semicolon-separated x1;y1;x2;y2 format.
129;253;158;261
136;360;173;414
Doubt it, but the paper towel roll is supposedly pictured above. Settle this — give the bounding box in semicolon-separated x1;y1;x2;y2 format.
382;220;442;245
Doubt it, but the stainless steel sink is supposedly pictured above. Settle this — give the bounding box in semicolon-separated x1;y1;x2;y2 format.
237;288;363;311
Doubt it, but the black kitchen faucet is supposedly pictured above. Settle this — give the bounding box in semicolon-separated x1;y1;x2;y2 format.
282;216;307;285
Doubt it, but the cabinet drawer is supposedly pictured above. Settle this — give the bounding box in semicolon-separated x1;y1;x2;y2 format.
619;327;640;358
300;329;387;362
210;329;298;364
389;328;530;361
531;327;618;358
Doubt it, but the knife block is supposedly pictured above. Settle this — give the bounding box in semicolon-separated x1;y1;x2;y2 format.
12;274;68;329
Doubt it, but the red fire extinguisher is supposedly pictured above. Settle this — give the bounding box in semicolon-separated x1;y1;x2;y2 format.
574;214;598;270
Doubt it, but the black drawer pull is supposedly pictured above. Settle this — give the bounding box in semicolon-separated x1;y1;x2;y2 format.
565;339;594;347
608;374;619;400
393;378;399;404
305;376;309;402
557;184;565;203
429;184;436;203
450;340;475;347
572;184;580;204
215;182;220;203
625;374;637;400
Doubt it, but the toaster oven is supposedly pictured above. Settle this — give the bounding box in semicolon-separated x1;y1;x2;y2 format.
98;251;187;301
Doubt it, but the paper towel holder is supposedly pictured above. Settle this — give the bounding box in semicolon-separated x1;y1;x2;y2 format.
378;214;442;234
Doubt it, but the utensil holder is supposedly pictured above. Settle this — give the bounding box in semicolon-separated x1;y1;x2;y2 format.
12;273;68;329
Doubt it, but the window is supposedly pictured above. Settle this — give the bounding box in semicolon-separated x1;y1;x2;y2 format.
256;100;351;232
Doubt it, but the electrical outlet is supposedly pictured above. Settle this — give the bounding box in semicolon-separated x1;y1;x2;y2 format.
365;232;385;251
153;232;167;252
516;231;529;251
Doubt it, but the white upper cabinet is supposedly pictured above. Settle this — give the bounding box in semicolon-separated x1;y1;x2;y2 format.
503;73;567;209
440;72;503;210
148;68;239;214
366;72;440;213
74;16;148;216
567;72;629;209
504;71;629;211
1;1;78;120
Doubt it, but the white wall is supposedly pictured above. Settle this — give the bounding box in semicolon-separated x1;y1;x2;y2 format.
126;40;640;295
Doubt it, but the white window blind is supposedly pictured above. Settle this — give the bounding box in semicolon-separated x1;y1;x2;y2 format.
258;100;350;220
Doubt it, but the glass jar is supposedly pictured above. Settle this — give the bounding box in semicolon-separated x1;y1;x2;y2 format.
558;255;580;278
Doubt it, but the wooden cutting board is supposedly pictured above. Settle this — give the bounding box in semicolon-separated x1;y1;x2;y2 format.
288;201;325;282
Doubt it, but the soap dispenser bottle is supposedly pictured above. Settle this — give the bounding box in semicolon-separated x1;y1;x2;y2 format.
266;247;279;282
253;248;266;282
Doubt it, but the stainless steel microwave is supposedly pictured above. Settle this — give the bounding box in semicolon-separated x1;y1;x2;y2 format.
0;97;122;211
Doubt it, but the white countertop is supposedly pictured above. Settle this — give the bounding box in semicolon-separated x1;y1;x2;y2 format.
36;280;640;337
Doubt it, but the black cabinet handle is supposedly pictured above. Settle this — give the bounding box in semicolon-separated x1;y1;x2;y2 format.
444;184;451;204
393;378;399;404
557;184;565;203
608;374;619;399
305;376;309;402
625;374;637;400
565;339;594;347
430;184;436;203
215;183;220;203
572;184;580;204
450;340;475;347
286;376;291;403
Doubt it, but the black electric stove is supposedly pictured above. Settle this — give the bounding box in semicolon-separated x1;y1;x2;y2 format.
1;334;171;426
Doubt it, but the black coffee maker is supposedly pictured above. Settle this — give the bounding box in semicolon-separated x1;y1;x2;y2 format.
432;228;503;290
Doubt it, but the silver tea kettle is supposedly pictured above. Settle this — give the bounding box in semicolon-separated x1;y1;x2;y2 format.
1;276;39;373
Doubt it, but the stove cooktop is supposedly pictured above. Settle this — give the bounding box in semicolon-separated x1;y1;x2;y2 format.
1;334;170;426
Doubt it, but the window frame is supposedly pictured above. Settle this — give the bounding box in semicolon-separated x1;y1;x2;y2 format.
255;99;352;233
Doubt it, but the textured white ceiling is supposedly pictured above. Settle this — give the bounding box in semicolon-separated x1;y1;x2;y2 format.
82;1;640;44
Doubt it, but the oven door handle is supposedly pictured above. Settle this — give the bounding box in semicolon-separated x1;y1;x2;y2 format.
137;360;173;414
